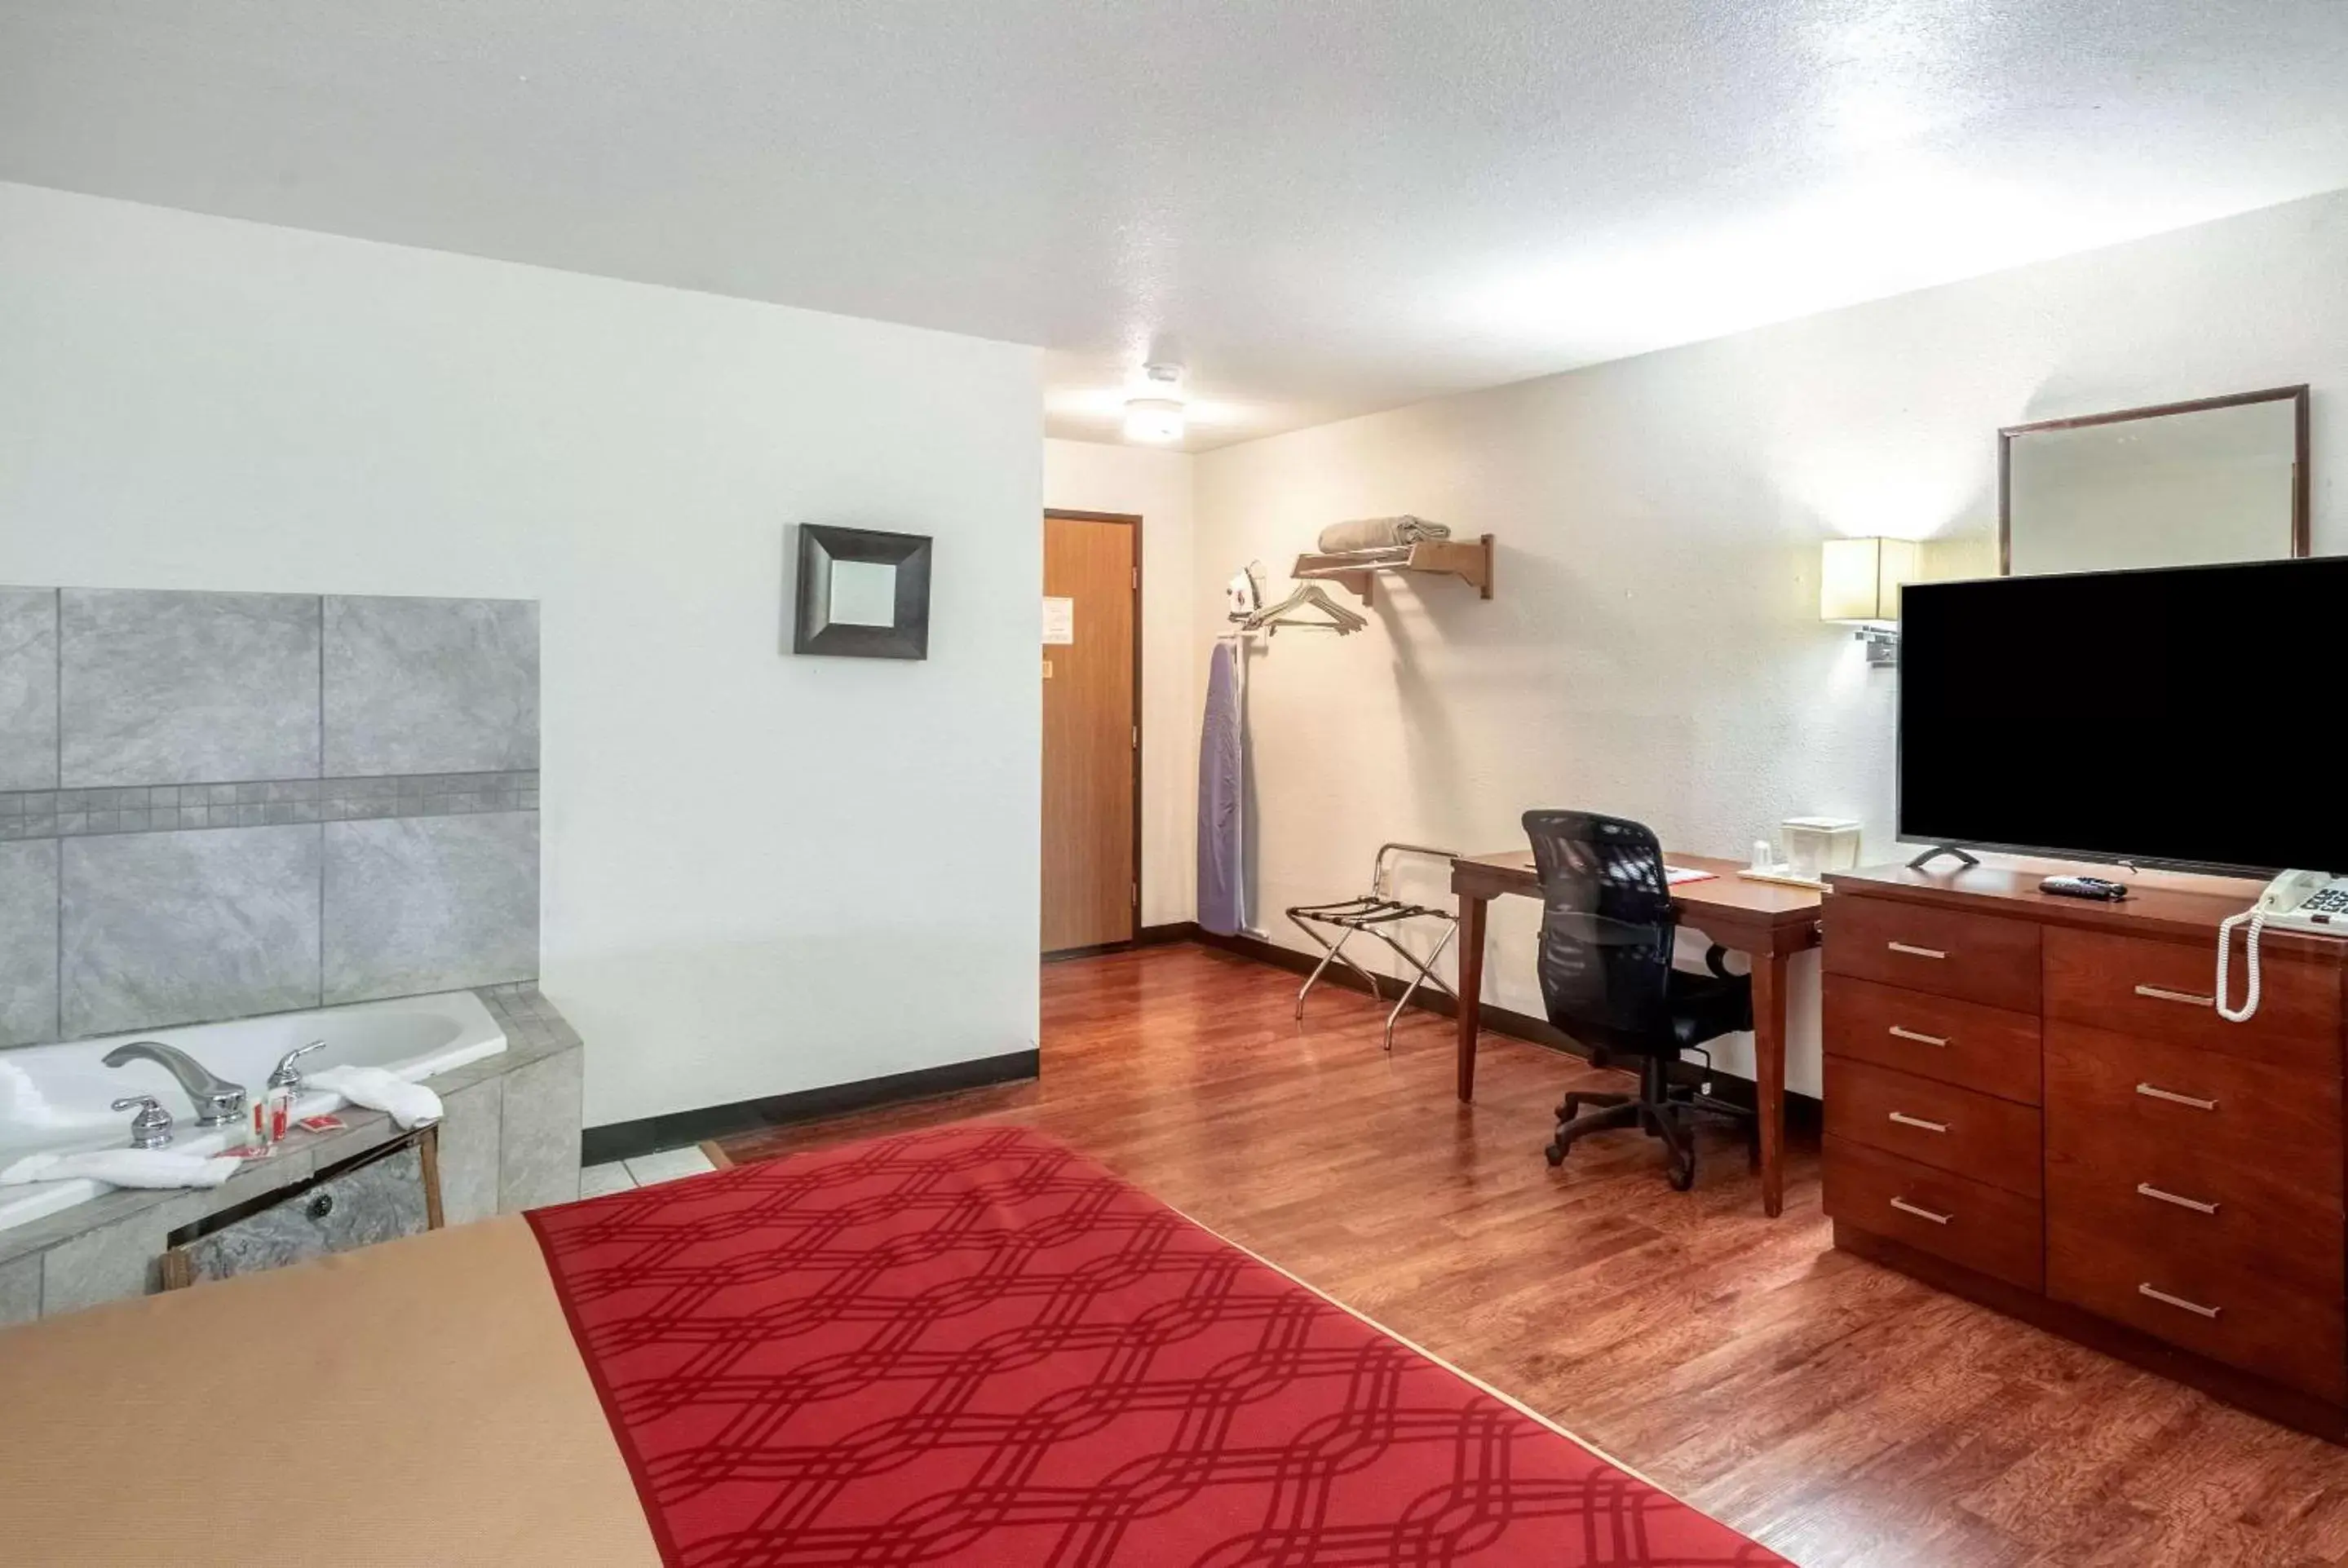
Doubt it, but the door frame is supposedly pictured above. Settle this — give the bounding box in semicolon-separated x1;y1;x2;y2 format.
1043;508;1145;949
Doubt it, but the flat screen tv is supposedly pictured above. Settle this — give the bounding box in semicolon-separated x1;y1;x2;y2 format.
1899;556;2348;875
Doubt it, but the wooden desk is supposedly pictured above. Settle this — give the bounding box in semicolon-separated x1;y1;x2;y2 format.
1451;850;1824;1217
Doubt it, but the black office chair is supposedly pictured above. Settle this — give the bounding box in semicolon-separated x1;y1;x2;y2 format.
1523;810;1757;1191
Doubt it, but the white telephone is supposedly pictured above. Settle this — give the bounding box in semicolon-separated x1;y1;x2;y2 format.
2215;871;2348;1022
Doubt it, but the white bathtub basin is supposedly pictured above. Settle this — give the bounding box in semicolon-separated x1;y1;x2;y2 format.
0;991;506;1234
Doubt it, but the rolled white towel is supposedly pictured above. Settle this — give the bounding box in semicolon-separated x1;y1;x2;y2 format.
0;1149;245;1190
307;1066;444;1130
1315;515;1451;554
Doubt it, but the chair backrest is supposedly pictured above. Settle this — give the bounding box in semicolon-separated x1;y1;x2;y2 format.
1522;811;1676;1048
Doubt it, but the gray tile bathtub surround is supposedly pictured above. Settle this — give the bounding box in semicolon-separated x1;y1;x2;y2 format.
0;771;537;841
436;1079;505;1226
0;587;60;791
60;824;323;1038
0;840;60;1046
321;811;538;1005
499;1044;585;1211
325;596;538;777
59;589;321;788
34;1206;176;1315
0;1252;38;1327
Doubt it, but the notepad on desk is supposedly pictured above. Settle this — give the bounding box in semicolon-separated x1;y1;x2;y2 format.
1664;865;1718;885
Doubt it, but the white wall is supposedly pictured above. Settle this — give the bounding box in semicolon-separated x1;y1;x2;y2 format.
0;182;1043;1128
1041;439;1196;927
1193;187;2348;1096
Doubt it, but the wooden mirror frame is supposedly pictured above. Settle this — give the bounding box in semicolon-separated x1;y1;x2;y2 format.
792;524;934;660
1997;384;2310;576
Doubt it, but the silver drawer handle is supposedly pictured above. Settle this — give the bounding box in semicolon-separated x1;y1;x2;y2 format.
2135;1082;2219;1111
1886;941;1947;960
2136;1182;2219;1216
1889;1196;1952;1225
2138;1283;2222;1319
1888;1111;1948;1133
1888;1025;1949;1047
2134;983;2215;1008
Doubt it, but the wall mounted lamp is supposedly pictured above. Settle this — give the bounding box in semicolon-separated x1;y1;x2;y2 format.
1821;537;1921;668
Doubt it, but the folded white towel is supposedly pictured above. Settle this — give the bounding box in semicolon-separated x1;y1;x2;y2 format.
308;1066;444;1130
1315;515;1451;554
0;1149;245;1190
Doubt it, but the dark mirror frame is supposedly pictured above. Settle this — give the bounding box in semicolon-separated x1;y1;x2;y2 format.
1997;383;2310;576
792;524;934;660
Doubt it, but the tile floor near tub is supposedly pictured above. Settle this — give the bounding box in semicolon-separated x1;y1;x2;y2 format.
581;1143;716;1196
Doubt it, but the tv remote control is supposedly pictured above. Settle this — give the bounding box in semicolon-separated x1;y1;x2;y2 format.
2040;874;2129;901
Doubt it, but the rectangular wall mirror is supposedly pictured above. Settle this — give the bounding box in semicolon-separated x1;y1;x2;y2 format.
2000;385;2308;576
792;524;933;659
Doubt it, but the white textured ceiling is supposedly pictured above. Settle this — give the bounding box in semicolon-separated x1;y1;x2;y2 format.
6;2;2348;450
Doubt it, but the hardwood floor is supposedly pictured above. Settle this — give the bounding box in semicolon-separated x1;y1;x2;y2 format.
718;944;2348;1567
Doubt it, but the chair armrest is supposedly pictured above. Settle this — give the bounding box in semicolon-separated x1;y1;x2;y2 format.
1703;943;1736;980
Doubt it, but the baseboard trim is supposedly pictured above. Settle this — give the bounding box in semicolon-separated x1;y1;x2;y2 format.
1041;922;1201;964
1190;927;1823;1131
581;1049;1041;1166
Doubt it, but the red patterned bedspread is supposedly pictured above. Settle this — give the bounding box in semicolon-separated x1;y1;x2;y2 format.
528;1125;1785;1567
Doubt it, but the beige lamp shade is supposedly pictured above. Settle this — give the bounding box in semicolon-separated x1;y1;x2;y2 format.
1820;537;1922;624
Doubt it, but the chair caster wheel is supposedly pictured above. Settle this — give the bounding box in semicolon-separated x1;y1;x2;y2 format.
1543;1142;1567;1168
1667;1157;1696;1192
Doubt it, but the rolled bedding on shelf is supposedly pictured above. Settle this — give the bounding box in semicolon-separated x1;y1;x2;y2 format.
1315;515;1450;554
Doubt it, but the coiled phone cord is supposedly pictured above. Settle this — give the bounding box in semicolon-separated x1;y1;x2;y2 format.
2216;908;2265;1023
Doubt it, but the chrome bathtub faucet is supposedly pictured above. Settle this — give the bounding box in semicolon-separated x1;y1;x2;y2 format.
268;1040;327;1095
101;1040;247;1127
110;1094;175;1150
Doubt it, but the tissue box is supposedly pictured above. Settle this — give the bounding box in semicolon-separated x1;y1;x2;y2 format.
1782;817;1863;880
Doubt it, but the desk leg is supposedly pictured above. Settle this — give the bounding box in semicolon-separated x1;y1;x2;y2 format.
1455;891;1488;1102
1753;951;1788;1217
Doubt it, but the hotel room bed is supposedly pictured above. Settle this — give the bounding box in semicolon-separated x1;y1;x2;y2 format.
0;1125;1784;1566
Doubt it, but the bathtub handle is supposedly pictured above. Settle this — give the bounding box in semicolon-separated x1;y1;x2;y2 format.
268;1040;328;1093
111;1094;175;1151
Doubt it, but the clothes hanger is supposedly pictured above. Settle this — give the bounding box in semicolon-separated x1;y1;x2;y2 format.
1240;580;1368;636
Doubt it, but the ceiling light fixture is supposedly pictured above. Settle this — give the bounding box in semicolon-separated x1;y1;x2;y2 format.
1123;362;1186;444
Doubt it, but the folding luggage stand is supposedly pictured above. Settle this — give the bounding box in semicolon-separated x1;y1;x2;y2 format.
1286;842;1462;1050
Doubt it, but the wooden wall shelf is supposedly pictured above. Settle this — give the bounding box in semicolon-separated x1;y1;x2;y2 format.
1290;534;1494;604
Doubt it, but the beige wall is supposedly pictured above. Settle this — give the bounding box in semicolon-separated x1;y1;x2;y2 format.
1042;439;1197;928
1189;187;2348;1095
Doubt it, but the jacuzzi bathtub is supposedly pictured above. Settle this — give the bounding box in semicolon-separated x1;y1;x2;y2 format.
0;991;506;1235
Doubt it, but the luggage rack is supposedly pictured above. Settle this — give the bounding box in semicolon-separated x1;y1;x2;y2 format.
1287;842;1463;1050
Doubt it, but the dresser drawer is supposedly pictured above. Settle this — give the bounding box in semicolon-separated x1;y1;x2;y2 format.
2045;1145;2343;1303
2045;926;2341;1073
1824;1137;2042;1292
1824;976;2041;1105
2048;1220;2347;1402
1824;894;2041;1013
2044;1022;2342;1201
1824;1056;2043;1198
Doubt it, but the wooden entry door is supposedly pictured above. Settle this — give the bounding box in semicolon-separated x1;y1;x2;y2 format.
1041;511;1139;953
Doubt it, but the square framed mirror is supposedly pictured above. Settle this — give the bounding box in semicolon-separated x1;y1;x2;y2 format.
2000;385;2308;576
792;525;934;660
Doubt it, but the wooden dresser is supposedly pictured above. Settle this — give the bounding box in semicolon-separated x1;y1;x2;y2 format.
1822;859;2348;1438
